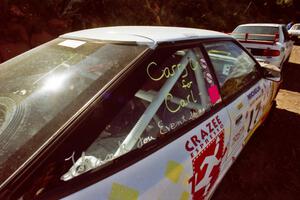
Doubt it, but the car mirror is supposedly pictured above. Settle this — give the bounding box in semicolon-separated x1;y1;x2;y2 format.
259;62;282;82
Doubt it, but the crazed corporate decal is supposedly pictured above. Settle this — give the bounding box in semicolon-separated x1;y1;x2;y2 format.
185;115;226;200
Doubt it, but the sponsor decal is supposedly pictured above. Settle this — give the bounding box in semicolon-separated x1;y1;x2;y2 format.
235;114;243;125
232;126;244;144
236;102;244;110
185;115;226;200
222;64;232;75
247;86;261;100
208;85;221;105
185;115;223;157
246;102;261;133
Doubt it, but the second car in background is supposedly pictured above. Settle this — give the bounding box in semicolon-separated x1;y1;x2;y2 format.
231;23;293;70
288;23;300;43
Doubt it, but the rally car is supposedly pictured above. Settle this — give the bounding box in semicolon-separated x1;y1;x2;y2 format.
231;23;293;69
0;26;281;200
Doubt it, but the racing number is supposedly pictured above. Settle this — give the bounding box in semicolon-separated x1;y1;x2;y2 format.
247;102;261;133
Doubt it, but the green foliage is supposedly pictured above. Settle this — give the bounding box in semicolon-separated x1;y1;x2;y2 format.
0;0;300;39
276;0;293;7
0;0;299;62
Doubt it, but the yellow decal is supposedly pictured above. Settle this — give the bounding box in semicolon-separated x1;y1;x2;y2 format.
182;174;190;186
236;102;244;110
109;183;139;200
164;160;184;183
180;191;190;200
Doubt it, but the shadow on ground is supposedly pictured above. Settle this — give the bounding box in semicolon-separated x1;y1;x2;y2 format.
212;62;300;199
281;62;300;93
212;108;300;199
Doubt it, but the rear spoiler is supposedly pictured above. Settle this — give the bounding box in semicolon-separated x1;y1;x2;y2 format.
229;32;279;45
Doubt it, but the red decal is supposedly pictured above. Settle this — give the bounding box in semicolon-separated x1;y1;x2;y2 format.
216;115;222;125
206;122;213;133
185;115;223;154
212;119;218;129
191;135;201;146
208;85;220;104
201;129;209;139
189;131;226;200
185;141;195;152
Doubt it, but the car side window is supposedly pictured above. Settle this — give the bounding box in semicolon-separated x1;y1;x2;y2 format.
203;41;259;100
60;47;221;180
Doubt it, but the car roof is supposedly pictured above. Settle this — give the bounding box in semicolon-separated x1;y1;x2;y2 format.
61;26;229;47
237;23;282;27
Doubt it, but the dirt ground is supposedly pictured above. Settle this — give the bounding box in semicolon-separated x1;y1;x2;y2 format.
212;46;300;199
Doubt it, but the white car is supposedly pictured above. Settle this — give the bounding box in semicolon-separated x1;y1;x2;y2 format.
288;23;300;42
232;23;293;69
0;26;281;200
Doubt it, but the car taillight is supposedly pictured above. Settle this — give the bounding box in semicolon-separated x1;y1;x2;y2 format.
262;48;280;57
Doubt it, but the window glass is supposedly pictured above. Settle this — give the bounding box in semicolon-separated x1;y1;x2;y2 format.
291;24;300;30
61;47;220;181
232;26;279;42
0;38;147;187
233;26;279;35
15;47;222;199
203;41;258;99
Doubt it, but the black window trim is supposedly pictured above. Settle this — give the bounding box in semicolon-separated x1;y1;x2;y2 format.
281;25;291;42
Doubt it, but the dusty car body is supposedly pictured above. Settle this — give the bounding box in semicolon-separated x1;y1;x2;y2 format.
0;26;281;200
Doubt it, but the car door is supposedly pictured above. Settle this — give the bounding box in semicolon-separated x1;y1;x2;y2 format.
202;40;274;161
7;42;232;200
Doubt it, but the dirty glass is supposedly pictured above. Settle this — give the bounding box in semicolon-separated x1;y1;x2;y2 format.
0;38;147;186
60;48;220;182
233;26;279;41
204;41;258;99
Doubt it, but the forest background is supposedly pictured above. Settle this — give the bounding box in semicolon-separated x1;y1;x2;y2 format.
0;0;299;62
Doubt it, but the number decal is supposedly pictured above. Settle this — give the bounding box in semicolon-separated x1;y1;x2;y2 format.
247;102;261;133
247;110;254;133
253;103;261;125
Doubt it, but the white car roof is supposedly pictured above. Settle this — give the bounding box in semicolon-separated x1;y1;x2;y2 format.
237;23;283;27
61;26;229;47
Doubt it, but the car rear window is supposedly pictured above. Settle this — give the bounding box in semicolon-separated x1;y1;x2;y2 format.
232;26;279;41
0;38;147;187
291;25;300;30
